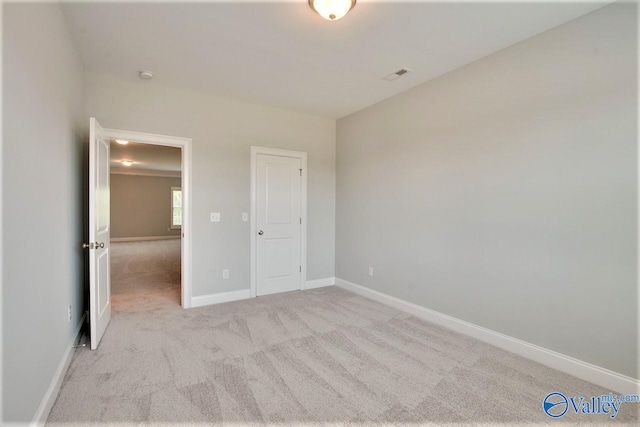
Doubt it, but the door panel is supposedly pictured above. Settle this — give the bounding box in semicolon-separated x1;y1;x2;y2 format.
257;154;301;296
97;139;109;232
266;164;293;224
89;117;111;350
97;250;109;316
266;238;293;278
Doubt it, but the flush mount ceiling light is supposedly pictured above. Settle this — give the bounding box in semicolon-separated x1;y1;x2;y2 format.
121;160;134;167
309;0;356;21
115;139;129;145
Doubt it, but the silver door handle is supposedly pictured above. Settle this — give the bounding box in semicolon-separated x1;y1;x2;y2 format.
82;242;104;249
258;230;264;235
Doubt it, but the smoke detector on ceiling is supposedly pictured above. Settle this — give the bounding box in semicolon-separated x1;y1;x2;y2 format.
139;70;154;80
383;68;412;82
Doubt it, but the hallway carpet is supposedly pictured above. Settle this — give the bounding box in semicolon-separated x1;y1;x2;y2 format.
47;243;637;425
110;239;182;311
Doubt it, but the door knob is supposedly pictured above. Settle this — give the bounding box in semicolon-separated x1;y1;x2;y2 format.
82;242;104;249
258;230;264;235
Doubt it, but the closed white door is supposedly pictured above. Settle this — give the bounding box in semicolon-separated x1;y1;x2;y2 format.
88;118;111;349
256;154;302;296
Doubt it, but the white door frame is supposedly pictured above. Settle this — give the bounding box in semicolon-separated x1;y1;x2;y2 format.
250;146;307;298
105;128;193;308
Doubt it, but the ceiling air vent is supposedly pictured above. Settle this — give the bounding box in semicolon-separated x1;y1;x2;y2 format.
383;68;412;81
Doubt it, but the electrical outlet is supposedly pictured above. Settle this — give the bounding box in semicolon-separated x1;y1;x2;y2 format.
210;212;221;222
368;267;374;277
68;305;72;322
222;269;229;279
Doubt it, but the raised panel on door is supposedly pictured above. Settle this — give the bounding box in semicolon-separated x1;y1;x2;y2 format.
257;154;301;296
266;163;293;224
265;237;293;279
96;249;110;317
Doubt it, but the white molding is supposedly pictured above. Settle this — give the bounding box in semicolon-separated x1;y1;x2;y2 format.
110;168;181;178
111;236;180;242
303;277;335;290
191;289;251;308
250;146;308;299
31;314;86;427
104;128;192;308
335;278;640;395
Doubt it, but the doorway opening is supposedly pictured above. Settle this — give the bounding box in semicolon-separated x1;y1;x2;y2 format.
105;128;192;310
109;140;183;311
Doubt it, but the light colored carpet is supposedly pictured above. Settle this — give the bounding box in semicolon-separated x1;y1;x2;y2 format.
47;241;638;425
110;239;182;312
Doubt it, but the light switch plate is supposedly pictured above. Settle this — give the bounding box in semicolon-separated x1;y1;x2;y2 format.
368;267;374;277
210;212;221;222
242;212;248;222
222;269;229;279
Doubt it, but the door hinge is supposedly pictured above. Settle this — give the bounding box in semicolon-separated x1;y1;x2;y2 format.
299;169;302;176
299;218;302;225
299;265;302;272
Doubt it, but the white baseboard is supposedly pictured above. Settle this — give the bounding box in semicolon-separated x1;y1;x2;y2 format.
191;289;251;308
303;277;335;290
335;278;639;395
190;279;336;308
31;313;86;427
111;235;180;242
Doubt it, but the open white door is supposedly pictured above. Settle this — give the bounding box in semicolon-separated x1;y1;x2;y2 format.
87;117;111;349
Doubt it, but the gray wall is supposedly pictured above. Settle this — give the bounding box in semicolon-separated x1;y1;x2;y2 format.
2;3;87;422
86;73;336;297
336;3;637;379
111;174;182;239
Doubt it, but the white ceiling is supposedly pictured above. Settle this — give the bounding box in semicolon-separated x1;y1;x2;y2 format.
62;1;609;118
111;141;181;173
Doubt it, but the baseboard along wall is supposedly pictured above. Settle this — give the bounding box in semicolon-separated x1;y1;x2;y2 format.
191;278;336;308
190;289;252;308
303;277;336;290
111;235;181;242
334;277;639;395
31;314;86;427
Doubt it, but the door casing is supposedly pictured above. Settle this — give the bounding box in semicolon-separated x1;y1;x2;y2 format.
104;128;193;308
250;146;307;298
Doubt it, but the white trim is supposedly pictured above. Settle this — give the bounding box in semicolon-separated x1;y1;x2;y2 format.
250;146;308;299
104;128;193;308
110;168;181;178
31;314;86;427
335;278;640;395
191;289;251;308
637;4;640;395
111;236;180;242
303;277;335;290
